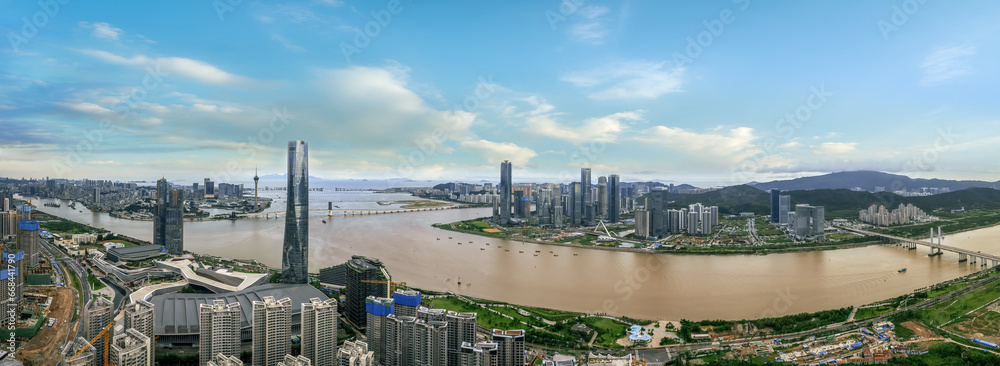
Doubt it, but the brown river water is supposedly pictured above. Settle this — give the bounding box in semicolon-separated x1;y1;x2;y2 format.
25;192;999;321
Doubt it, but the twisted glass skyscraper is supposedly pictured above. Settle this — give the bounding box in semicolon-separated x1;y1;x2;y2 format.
282;140;310;284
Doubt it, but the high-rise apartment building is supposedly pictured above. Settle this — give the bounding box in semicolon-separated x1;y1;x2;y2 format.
110;328;152;366
366;296;395;365
608;174;620;223
124;299;156;362
499;161;512;225
252;296;292;366
0;250;24;308
282;141;310;284
778;195;790;225
346;256;390;328
301;297;338;366
770;189;781;223
459;342;499;366
634;209;650;238
16;206;40;268
446;311;477;366
199;300;242;366
338;340;374;366
276;355;312;366
393;289;421;318
492;329;525;366
207;353;244;366
62;337;97;366
85;297;114;365
204;178;215;199
581;168;593;224
154;178;184;255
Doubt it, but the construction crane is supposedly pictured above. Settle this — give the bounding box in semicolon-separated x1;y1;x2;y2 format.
360;280;408;293
67;319;115;366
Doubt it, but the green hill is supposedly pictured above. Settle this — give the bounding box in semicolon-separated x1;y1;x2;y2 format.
638;186;1000;219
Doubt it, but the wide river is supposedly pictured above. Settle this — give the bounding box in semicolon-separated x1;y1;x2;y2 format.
22;191;1000;321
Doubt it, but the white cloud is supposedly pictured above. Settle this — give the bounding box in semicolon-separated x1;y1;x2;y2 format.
459;139;537;165
272;34;306;52
636;126;758;159
528;110;641;143
561;61;684;100
57;102;112;115
79;22;123;40
920;44;976;86
89;160;123;166
810;142;857;155
565;5;611;43
568;22;609;42
79;49;249;85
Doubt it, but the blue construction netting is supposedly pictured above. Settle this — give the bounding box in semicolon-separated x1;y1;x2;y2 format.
393;292;421;307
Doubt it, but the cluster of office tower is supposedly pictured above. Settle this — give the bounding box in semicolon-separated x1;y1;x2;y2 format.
495;161;622;227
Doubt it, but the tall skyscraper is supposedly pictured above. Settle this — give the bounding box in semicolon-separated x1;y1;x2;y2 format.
770;189;781;223
252;296;292;366
110;328;152;366
154;178;184;255
778;195;791;225
608;174;620;223
499;161;512;225
282;140;310;284
492;329;525;366
794;204;826;239
346;256;390;328
85;297;114;365
596;176;608;218
301;297;339;366
581;168;592;224
570;182;582;226
204;178;216;198
199;300;242;366
124;299;156;362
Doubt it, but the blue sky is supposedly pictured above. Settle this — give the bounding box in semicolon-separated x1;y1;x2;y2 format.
1;0;999;186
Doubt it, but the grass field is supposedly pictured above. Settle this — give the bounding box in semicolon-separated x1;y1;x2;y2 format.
427;297;526;330
920;279;1000;327
944;309;1000;342
927;282;969;299
579;317;628;348
522;306;580;322
855;305;896;321
87;273;106;290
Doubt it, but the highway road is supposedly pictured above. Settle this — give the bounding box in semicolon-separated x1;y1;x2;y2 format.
40;239;90;340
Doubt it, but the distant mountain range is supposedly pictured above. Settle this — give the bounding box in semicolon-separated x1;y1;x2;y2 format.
643;185;1000;218
750;171;1000;192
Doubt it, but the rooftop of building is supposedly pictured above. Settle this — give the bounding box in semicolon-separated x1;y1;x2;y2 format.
150;283;325;335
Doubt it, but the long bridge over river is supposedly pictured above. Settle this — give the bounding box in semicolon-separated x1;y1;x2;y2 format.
241;205;470;219
838;226;1000;267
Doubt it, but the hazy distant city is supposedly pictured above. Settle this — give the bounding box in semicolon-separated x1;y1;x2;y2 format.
3;1;1000;366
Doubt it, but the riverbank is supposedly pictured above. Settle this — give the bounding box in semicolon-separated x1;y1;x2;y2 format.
434;220;884;256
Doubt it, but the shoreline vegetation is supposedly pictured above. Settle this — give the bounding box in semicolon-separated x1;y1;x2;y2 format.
433;219;884;256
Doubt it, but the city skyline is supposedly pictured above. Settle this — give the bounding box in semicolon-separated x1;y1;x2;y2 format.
2;2;1000;185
